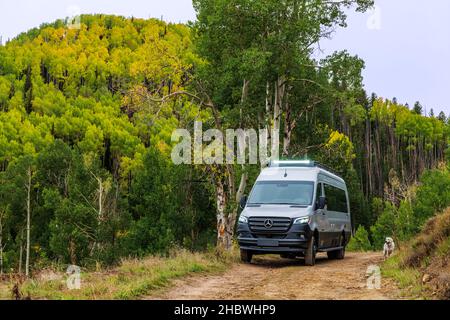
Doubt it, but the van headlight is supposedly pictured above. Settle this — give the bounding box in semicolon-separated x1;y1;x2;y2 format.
293;216;310;225
238;215;248;224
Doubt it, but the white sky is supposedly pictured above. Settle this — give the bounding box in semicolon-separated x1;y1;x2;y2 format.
0;0;196;40
0;0;449;114
317;0;450;115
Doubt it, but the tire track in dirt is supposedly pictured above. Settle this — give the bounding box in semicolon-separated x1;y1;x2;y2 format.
146;252;400;300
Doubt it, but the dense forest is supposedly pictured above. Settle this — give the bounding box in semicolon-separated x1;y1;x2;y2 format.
0;0;449;275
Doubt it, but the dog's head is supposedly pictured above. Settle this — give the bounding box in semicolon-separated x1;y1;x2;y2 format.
385;237;394;245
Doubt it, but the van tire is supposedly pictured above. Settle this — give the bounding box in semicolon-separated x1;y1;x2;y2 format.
305;235;317;266
336;238;346;260
240;249;253;263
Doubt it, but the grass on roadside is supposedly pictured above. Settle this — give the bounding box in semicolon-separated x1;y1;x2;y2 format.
0;248;239;300
381;252;423;299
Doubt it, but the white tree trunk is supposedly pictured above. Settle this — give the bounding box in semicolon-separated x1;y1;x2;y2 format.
273;80;280;137
282;93;292;157
98;177;103;222
25;167;32;277
272;77;285;159
0;211;3;275
264;81;274;167
19;229;23;274
216;78;251;251
236;78;249;206
235;169;248;204
216;179;231;250
275;77;286;133
240;79;249;127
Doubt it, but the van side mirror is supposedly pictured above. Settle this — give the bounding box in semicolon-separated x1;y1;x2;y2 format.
239;195;248;209
317;196;327;210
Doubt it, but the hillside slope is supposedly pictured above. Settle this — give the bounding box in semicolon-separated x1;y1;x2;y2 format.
383;208;450;299
0;15;215;272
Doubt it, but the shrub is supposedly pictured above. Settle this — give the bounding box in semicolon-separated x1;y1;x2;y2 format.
370;202;396;249
413;169;450;225
347;226;372;251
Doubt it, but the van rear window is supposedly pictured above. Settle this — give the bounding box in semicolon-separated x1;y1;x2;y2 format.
248;181;314;206
324;184;348;213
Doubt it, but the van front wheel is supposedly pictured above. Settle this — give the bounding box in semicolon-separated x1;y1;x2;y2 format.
240;249;253;263
305;235;317;266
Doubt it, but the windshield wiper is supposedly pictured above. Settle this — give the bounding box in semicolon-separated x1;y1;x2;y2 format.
266;203;299;205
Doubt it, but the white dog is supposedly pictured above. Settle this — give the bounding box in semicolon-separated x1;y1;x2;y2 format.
383;237;395;260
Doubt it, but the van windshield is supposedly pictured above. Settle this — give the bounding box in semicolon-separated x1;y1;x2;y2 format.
248;181;314;206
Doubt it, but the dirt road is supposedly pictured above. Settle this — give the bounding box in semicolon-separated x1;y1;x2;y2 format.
148;252;400;300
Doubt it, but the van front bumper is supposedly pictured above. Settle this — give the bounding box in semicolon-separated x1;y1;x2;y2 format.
238;239;308;253
237;222;312;254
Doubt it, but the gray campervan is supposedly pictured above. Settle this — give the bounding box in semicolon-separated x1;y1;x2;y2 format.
237;160;351;266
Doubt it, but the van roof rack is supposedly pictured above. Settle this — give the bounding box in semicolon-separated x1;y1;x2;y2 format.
268;160;340;177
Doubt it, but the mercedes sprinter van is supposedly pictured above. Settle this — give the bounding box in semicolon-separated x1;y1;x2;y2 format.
237;160;351;266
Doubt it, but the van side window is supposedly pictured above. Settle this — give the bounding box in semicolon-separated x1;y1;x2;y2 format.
324;184;348;213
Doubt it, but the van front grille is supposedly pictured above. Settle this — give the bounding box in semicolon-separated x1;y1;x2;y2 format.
248;217;292;233
252;234;287;239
